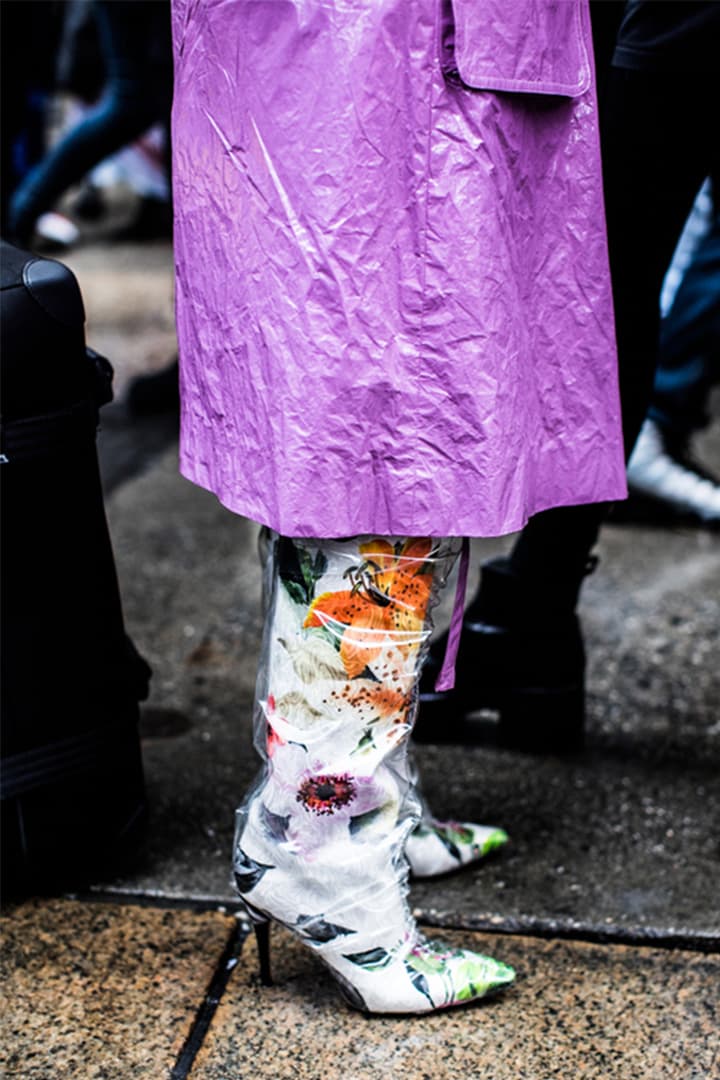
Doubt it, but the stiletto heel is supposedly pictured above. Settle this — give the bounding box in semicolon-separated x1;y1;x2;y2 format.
253;920;273;986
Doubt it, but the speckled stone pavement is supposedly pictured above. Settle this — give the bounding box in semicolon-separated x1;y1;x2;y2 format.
2;239;718;1078
2;903;718;1080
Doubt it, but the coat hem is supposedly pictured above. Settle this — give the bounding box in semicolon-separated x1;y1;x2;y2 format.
179;458;628;540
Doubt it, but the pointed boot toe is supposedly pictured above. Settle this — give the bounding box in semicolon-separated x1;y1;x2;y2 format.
407;818;509;878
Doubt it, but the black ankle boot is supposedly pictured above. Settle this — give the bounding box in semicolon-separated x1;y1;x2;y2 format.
126;359;179;417
414;556;594;752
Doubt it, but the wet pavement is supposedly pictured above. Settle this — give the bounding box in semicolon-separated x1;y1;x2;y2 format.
2;238;719;1078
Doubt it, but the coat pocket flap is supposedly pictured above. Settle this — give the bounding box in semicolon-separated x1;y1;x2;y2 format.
450;0;591;98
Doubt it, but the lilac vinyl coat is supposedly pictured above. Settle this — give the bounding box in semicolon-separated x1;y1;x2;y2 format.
172;0;627;538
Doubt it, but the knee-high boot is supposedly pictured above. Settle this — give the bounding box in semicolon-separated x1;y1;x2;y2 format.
233;534;515;1014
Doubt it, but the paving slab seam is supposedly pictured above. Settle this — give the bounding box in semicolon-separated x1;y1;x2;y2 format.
415;909;720;955
169;919;244;1080
74;887;238;916
73;888;720;955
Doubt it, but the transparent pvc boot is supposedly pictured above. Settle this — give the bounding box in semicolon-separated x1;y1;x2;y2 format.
406;806;509;878
234;534;515;1014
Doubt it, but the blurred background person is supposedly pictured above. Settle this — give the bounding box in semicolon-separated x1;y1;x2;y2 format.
418;0;720;750
627;178;720;523
3;0;172;248
0;1;65;240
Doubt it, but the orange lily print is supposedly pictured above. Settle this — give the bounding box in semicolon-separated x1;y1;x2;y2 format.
303;538;435;678
324;682;412;727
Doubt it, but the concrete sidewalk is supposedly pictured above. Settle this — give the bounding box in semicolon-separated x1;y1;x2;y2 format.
2;241;719;1078
2;898;717;1079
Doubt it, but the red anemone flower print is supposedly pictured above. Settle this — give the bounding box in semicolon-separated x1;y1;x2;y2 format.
297;773;356;816
265;695;286;757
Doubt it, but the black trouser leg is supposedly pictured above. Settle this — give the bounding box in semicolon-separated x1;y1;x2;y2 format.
509;65;719;599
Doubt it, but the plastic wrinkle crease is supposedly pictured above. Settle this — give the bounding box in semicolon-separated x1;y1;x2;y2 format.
234;534;458;935
173;0;626;538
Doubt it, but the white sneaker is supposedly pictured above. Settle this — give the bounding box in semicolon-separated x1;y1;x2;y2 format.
627;420;720;524
35;212;80;248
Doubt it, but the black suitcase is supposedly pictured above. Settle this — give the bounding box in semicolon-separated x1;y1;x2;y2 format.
1;241;150;894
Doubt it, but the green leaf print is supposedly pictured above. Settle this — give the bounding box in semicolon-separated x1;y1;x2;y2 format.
445;824;475;845
278;539;328;607
259;803;290;843
306;624;343;654
406;949;446;978
348;806;383;836
283;580;309;608
406;967;434;1008
433;827;463;865
343;946;393;971
412;823;433;839
452;956;498;1000
295;914;355;943
297;547;316;586
480;828;509;856
312;549;328;579
234;848;274;893
350;729;376;757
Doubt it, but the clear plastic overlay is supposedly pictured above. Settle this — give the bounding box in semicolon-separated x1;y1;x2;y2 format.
233;533;514;1014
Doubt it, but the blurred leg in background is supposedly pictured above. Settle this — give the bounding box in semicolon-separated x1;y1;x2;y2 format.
628;180;720;522
5;0;171;247
0;1;63;237
417;2;720;750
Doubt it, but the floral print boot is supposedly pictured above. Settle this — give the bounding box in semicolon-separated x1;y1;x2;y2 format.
406;813;509;878
234;534;515;1014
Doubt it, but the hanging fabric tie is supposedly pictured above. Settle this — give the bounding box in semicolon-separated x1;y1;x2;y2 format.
434;536;470;693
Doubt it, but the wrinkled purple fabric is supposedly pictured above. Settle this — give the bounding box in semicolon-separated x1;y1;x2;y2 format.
172;0;626;538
